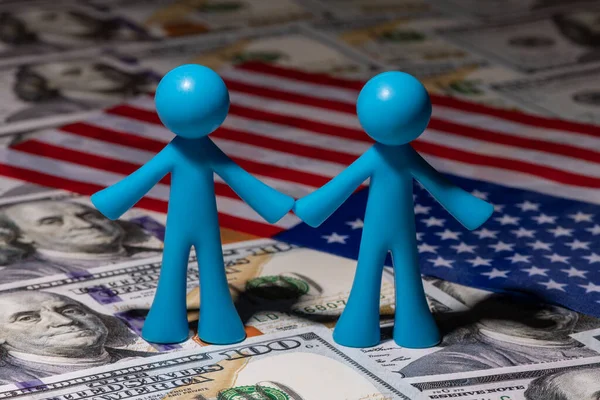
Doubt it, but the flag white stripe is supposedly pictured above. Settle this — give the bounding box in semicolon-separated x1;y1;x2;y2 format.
425;153;600;205
433;106;600;150
0;148;298;228
421;129;600;179
35;130;318;199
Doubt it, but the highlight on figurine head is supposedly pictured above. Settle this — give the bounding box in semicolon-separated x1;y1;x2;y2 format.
356;71;432;146
154;64;230;139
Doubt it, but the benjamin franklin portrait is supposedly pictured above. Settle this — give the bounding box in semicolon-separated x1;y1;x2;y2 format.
0;199;163;282
0;290;155;384
525;366;600;400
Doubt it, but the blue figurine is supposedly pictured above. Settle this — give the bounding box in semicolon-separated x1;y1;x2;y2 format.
294;71;494;349
91;64;294;345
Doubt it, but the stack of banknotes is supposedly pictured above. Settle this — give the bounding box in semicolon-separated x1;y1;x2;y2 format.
0;0;597;399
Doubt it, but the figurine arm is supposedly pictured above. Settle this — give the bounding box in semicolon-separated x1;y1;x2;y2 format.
294;150;373;228
408;146;493;230
207;139;294;223
91;144;174;220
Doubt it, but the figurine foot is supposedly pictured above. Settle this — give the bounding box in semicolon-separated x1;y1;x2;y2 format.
393;313;440;349
198;310;246;345
333;308;380;348
142;314;190;344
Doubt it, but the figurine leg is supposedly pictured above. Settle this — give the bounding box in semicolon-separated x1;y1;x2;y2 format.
390;243;440;349
333;241;387;348
195;236;245;345
142;232;191;344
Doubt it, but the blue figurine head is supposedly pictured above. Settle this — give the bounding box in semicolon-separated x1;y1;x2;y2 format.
155;64;230;139
356;71;432;146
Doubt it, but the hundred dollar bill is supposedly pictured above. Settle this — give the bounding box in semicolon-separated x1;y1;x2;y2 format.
100;0;316;38
0;185;165;283
119;23;379;78
316;16;482;74
0;328;424;400
403;356;600;399
443;9;600;73
435;0;598;20
313;0;432;19
0;52;156;136
357;277;600;378
418;62;531;111
0;0;155;62
492;65;600;123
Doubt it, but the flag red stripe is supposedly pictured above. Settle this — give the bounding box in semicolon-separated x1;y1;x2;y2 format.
60;122;332;188
213;127;358;165
427;119;600;165
12;140;246;201
0;157;281;237
240;62;600;138
224;78;356;114
237;61;365;91
412;141;600;188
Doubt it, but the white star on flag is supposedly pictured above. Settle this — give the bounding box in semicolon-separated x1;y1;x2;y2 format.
345;218;364;230
435;229;462;240
418;243;438;254
428;256;454;268
561;267;588;278
579;282;600;294
568;212;593;223
511;227;536;238
322;233;349;244
467;256;493;267
565;240;590;250
547;226;573;238
586;225;600;235
451;242;477;253
526;240;553;251
522;266;549;276
422;216;445;227
482;269;510;279
472;228;499;239
471;190;488;200
495;214;520;225
539;279;567;291
489;241;515;252
516;201;540;212
506;253;531;263
532;213;557;224
493;204;505;212
543;253;570;264
414;205;431;215
583;253;600;264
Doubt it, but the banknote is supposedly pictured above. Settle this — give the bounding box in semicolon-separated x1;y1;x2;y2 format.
0;328;424;400
357;276;600;378
403;356;600;399
435;0;598;20
0;185;164;283
100;0;316;38
0;52;157;136
443;9;600;73
314;0;432;19
492;65;600;123
120;23;379;78
418;62;531;111
317;16;482;74
0;0;155;61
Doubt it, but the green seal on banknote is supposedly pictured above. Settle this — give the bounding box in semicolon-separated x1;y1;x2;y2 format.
246;275;310;300
219;385;290;399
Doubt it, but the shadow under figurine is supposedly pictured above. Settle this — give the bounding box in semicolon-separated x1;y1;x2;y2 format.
294;71;494;349
91;64;294;345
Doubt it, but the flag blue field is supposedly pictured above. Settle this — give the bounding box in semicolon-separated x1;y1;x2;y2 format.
276;174;600;317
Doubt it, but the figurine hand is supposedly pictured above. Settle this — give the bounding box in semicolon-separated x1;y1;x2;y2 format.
261;191;295;224
461;195;494;231
90;189;122;221
293;196;325;228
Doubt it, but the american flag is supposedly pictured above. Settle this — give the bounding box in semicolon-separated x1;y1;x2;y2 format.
0;62;598;314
